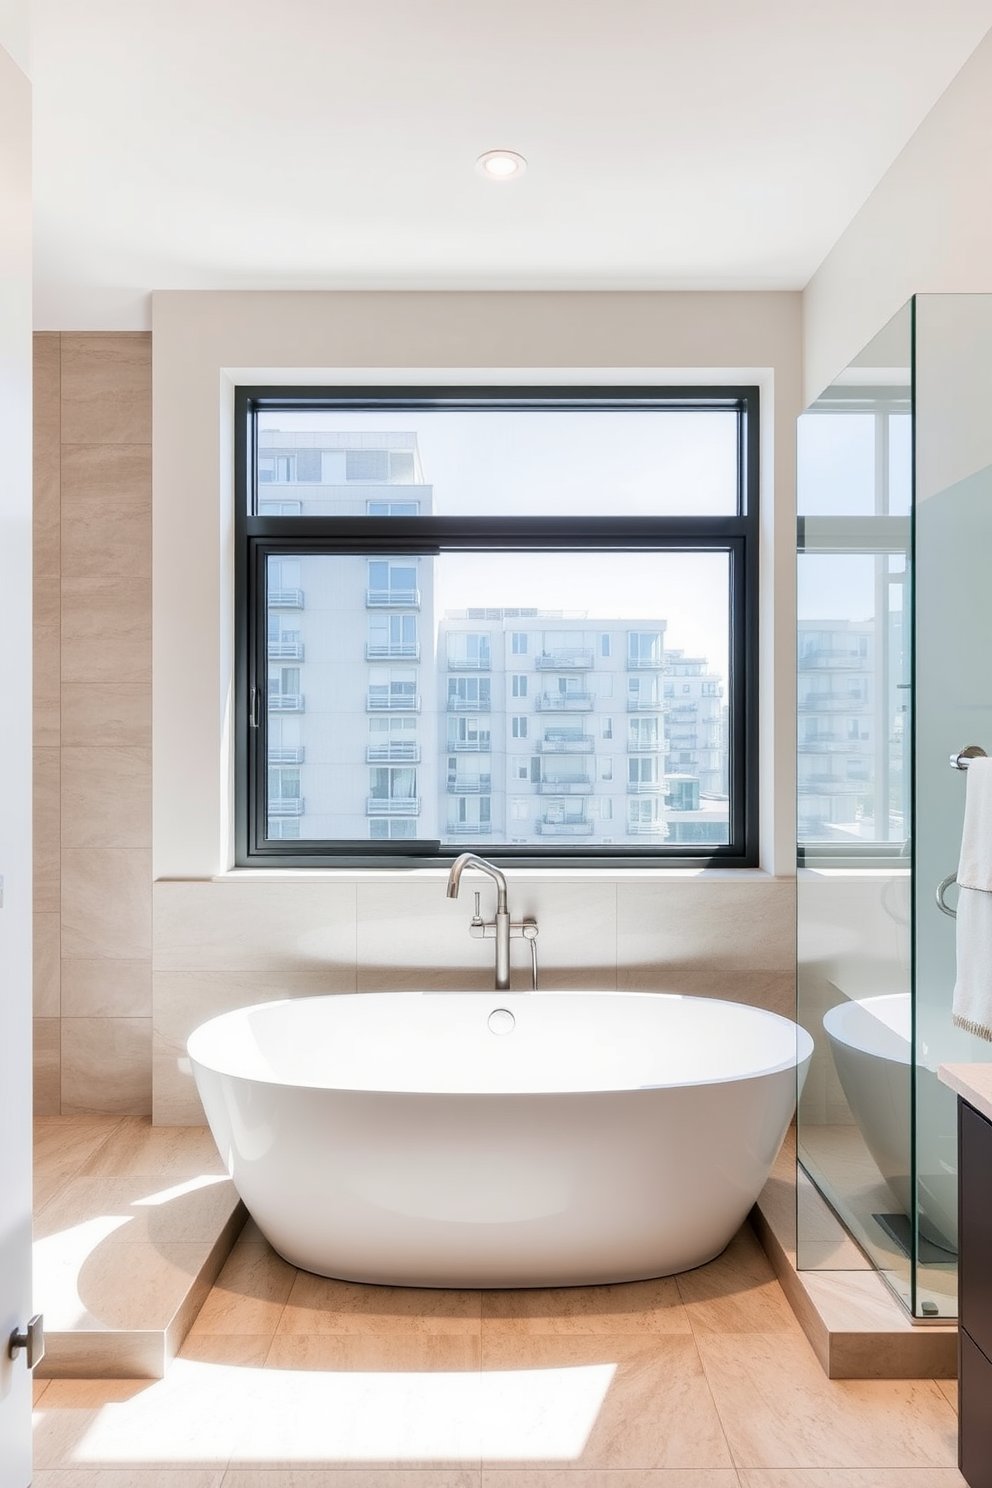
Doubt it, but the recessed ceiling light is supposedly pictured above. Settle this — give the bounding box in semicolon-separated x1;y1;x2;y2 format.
476;149;527;182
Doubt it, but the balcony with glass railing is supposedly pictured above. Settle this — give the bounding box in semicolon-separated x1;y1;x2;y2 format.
268;797;305;816
626;697;663;712
447;777;492;794
447;695;491;712
626;655;664;670
367;796;422;815
538;777;593;794
447;655;491;671
627;780;664;794
366;742;421;762
268;745;306;764
267;640;304;660
366;642;421;661
536;818;594;836
367;694;421;712
626;738;663;752
627;821;667;837
269;588;304;609
537;735;595;753
798;692;868;710
446;821;494;836
268;694;304;712
446;735;492;752
366;588;421;609
536;692;593;712
535;650;594;671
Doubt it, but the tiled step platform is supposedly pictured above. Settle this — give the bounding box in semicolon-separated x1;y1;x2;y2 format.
33;1115;245;1378
34;1115;958;1382
751;1128;958;1379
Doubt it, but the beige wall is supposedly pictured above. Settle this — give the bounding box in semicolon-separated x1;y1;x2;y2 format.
33;332;153;1115
804;28;992;403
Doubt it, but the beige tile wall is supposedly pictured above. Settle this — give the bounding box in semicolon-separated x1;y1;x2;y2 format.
33;332;153;1115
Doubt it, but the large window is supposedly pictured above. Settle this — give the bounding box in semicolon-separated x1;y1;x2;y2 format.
236;387;758;865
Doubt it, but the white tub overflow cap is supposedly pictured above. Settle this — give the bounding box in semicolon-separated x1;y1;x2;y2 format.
488;1008;515;1036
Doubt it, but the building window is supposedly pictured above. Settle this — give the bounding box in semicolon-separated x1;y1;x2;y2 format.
237;385;758;865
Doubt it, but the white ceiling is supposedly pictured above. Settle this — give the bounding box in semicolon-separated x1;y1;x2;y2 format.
30;0;992;328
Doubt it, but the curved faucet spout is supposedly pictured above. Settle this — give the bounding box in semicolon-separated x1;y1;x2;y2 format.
445;852;508;915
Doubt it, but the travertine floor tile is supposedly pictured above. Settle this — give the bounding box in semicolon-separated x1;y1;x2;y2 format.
34;1116;124;1184
935;1378;958;1411
33;1473;224;1488
228;1355;482;1469
77;1118;226;1177
34;1174;238;1244
738;1471;967;1486
276;1275;482;1335
186;1245;296;1336
36;1238;214;1331
179;1334;274;1367
677;1224;801;1336
222;1474;480;1488
480;1334;733;1471
481;1473;742;1487
481;1275;691;1335
34;1366;247;1470
696;1332;958;1469
264;1332;481;1373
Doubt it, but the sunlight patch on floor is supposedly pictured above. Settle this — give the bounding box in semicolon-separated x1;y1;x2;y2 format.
51;1358;617;1464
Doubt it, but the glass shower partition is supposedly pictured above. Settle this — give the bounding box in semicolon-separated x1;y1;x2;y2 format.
797;295;992;1320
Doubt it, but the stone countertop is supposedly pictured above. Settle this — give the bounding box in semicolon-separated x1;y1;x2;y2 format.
938;1062;992;1125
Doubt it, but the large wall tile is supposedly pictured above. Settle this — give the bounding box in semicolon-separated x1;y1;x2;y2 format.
34;578;60;747
617;876;797;977
153;879;357;975
34;911;61;1017
61;576;151;685
33;332;60;452
60;332;152;445
153;969;343;1125
33;1018;61;1116
62;849;152;960
61;746;152;849
61;444;151;580
62;682;151;748
33;745;61;915
62;959;152;1018
61;1018;152;1116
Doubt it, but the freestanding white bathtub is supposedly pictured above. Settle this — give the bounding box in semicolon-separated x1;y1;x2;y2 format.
188;991;812;1287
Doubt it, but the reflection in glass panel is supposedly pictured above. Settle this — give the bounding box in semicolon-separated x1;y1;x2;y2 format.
254;407;739;517
796;301;917;1313
265;550;730;848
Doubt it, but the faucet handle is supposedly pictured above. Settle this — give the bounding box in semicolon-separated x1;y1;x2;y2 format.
471;891;484;926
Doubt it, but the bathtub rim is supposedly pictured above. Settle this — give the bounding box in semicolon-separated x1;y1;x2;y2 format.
187;988;814;1098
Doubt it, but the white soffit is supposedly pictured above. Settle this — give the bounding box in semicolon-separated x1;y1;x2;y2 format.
31;0;992;327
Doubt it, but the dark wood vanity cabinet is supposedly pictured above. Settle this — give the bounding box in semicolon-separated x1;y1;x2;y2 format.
958;1097;992;1488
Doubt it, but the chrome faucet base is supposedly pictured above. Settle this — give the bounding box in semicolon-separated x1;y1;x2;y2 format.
446;852;539;991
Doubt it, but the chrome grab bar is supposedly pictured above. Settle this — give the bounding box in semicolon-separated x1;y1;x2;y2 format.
936;873;958;919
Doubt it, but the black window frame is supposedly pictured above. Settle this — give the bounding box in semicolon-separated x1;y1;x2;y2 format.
235;385;759;868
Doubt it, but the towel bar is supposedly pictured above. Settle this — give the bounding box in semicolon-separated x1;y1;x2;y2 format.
950;745;988;770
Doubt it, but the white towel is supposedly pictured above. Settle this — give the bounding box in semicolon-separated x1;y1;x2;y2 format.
953;756;992;1041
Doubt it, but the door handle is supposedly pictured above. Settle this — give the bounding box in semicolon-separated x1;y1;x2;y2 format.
8;1314;44;1369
